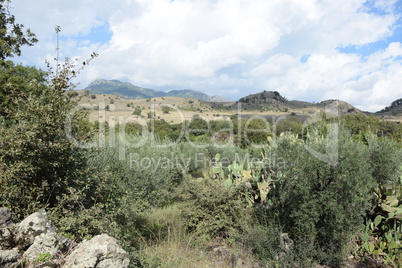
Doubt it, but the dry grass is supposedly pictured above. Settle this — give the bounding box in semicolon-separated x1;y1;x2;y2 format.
138;205;258;268
72;92;316;124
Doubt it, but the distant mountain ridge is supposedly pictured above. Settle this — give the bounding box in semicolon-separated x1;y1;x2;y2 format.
376;98;402;116
83;79;398;116
231;91;364;115
84;79;229;102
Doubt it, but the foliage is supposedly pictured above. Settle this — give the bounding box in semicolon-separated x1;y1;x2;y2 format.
211;152;278;207
132;106;142;116
359;184;402;266
0;71;87;218
0;24;97;219
341;114;402;142
180;177;250;245
161;105;173;114
232;117;272;147
0;61;47;117
256;127;376;266
0;0;37;60
275;115;303;136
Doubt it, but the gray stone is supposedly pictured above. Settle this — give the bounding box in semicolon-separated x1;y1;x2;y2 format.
0;248;20;266
0;207;13;228
15;209;56;248
63;234;129;268
280;233;294;251
23;232;64;263
0;227;14;249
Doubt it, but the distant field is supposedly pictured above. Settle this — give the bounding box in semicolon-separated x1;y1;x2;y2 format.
74;92;315;124
72;91;402;124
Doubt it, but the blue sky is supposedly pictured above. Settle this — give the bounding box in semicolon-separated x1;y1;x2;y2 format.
12;0;402;112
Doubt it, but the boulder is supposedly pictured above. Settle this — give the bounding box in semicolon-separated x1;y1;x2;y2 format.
0;210;129;267
63;234;129;268
23;232;71;266
0;207;13;228
0;227;14;250
15;209;56;249
0;248;20;267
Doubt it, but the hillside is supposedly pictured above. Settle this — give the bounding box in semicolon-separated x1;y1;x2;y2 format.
83;79;229;102
376;98;402;116
227;91;362;116
85;79;160;99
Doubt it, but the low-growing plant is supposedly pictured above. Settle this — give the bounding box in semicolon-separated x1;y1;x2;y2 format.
180;178;251;246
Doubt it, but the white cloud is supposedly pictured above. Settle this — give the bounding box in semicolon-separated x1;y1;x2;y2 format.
10;0;402;112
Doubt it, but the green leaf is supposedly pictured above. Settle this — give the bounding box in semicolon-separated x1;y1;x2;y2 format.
242;170;252;179
260;189;267;202
212;167;221;174
363;243;369;251
389;241;400;249
385;233;392;242
369;243;375;253
215;153;220;162
223;178;232;188
374;215;382;227
381;203;397;213
363;233;369;243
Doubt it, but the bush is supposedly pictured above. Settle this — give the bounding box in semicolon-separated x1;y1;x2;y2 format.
258;127;376;266
180;178;250;245
0;69;88;218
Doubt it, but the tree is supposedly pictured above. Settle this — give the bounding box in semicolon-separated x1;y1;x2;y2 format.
0;60;47;117
0;10;97;218
0;0;37;60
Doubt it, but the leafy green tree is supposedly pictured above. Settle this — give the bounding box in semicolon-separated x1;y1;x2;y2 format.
132;106;142;116
259;127;377;266
161;106;172;114
0;75;86;217
0;61;47;117
0;10;97;218
275;116;303;136
0;0;37;59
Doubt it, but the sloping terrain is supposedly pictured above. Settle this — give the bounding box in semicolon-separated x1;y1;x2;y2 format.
83;79;229;102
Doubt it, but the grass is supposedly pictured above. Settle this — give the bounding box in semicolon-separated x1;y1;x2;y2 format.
72;91;319;124
137;205;258;268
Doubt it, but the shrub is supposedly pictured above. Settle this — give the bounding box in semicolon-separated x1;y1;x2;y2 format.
180;178;250;245
67;91;79;98
258;127;376;266
0;73;88;218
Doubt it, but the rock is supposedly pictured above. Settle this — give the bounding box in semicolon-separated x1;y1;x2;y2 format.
15;209;56;249
212;246;243;267
0;248;21;267
0;227;14;249
0;207;13;228
23;232;70;266
279;233;294;251
63;234;129;268
0;210;129;268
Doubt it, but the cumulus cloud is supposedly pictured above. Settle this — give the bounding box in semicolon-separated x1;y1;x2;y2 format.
11;0;402;111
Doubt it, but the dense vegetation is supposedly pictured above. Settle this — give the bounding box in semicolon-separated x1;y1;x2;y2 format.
1;1;401;267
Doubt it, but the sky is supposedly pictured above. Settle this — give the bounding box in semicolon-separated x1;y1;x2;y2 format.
11;0;402;112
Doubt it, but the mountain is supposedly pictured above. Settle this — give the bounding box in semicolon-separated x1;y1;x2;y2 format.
229;91;363;115
375;98;402;116
84;79;229;102
316;99;363;115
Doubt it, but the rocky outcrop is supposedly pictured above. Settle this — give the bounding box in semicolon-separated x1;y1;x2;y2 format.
64;234;130;268
0;208;129;268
